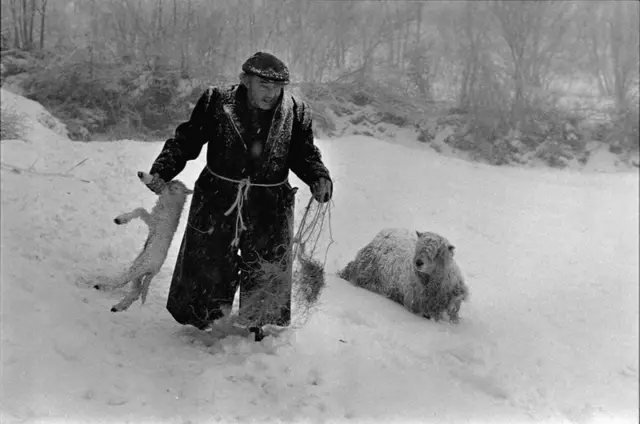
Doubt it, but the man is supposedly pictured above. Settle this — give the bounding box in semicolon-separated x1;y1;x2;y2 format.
144;52;333;340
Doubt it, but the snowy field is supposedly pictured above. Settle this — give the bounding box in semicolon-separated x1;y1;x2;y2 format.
1;88;638;424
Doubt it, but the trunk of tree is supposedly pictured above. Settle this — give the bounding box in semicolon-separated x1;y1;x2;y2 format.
89;0;97;79
39;0;47;50
609;1;637;115
359;22;368;85
233;6;240;67
387;30;394;65
181;0;192;79
458;2;480;110
9;0;21;49
20;0;28;49
415;2;422;45
249;0;256;54
157;0;164;37
491;0;534;128
512;60;525;126
173;0;177;28
28;0;36;49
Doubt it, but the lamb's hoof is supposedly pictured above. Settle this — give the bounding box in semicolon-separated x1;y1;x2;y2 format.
94;284;103;290
110;305;128;312
114;217;122;224
423;313;432;320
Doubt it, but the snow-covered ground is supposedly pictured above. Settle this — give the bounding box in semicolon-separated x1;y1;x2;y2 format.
1;88;638;424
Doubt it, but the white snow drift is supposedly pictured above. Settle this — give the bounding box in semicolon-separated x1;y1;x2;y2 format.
1;88;638;424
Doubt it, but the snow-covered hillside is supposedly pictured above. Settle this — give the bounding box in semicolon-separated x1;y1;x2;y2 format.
1;89;638;423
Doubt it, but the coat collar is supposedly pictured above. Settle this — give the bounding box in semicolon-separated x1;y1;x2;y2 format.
221;84;294;175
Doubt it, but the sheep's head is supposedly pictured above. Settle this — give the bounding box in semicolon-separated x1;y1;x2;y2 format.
159;180;194;206
164;180;194;197
413;230;468;322
413;231;455;277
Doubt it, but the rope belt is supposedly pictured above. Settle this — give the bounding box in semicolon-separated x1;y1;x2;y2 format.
206;165;287;248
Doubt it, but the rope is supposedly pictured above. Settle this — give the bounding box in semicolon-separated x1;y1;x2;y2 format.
186;220;214;235
292;196;333;268
206;165;287;248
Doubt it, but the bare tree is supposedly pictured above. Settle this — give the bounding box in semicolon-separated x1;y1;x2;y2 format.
577;0;639;113
38;0;47;50
490;0;572;126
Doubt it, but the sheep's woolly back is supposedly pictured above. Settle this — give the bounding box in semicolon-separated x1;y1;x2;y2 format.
151;180;192;233
130;179;192;275
97;177;193;312
339;228;469;322
339;228;417;301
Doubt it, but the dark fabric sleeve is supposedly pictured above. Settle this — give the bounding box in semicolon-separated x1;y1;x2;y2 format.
288;97;332;187
149;88;214;182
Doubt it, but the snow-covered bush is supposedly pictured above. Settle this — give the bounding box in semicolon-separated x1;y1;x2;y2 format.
0;102;28;140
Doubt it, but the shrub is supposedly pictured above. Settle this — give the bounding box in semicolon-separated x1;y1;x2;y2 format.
23;61;129;133
0;103;28;140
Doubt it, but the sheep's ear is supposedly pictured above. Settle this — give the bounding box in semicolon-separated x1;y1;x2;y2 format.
416;230;422;238
186;188;194;195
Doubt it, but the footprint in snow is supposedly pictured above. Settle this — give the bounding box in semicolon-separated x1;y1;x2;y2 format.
307;368;324;386
440;345;487;367
53;342;80;362
107;397;129;406
339;309;374;328
250;358;269;373
620;364;638;378
560;403;602;424
439;344;510;401
449;368;510;401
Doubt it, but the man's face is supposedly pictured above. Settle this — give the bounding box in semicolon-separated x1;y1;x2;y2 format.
247;76;284;110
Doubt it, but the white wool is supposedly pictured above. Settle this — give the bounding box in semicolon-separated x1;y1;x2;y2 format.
95;175;193;312
339;228;469;323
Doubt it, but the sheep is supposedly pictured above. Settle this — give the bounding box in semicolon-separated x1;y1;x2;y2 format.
94;171;193;312
338;228;469;323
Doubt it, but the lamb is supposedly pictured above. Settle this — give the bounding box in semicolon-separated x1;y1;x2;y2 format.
94;171;193;312
338;228;469;323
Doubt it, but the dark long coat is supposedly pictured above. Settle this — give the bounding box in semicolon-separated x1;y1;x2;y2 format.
149;84;331;330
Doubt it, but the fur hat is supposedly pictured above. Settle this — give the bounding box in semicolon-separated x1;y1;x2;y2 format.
242;52;290;84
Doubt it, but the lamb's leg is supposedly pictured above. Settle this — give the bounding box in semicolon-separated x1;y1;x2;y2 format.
94;267;137;291
114;208;152;226
110;275;145;312
139;272;157;305
447;297;462;324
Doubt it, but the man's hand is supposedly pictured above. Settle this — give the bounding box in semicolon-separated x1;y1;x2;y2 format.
311;177;332;203
140;172;166;195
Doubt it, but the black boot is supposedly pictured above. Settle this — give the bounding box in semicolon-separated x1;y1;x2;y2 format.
249;326;265;342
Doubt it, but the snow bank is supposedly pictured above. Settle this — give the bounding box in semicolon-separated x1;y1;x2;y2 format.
1;87;69;141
